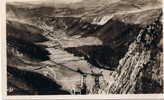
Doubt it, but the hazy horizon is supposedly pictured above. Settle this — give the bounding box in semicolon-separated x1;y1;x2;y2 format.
7;0;83;4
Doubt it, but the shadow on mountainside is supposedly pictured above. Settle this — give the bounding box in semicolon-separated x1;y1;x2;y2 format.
65;19;142;71
7;66;70;95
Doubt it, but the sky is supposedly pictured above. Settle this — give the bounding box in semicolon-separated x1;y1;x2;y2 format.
7;0;83;4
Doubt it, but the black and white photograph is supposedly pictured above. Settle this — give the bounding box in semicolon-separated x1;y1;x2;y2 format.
3;0;164;97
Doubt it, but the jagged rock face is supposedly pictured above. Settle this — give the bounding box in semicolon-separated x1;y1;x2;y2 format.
107;17;163;94
6;0;163;95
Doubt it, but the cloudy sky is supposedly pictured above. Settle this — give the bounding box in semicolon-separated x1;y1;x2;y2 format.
7;0;83;4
